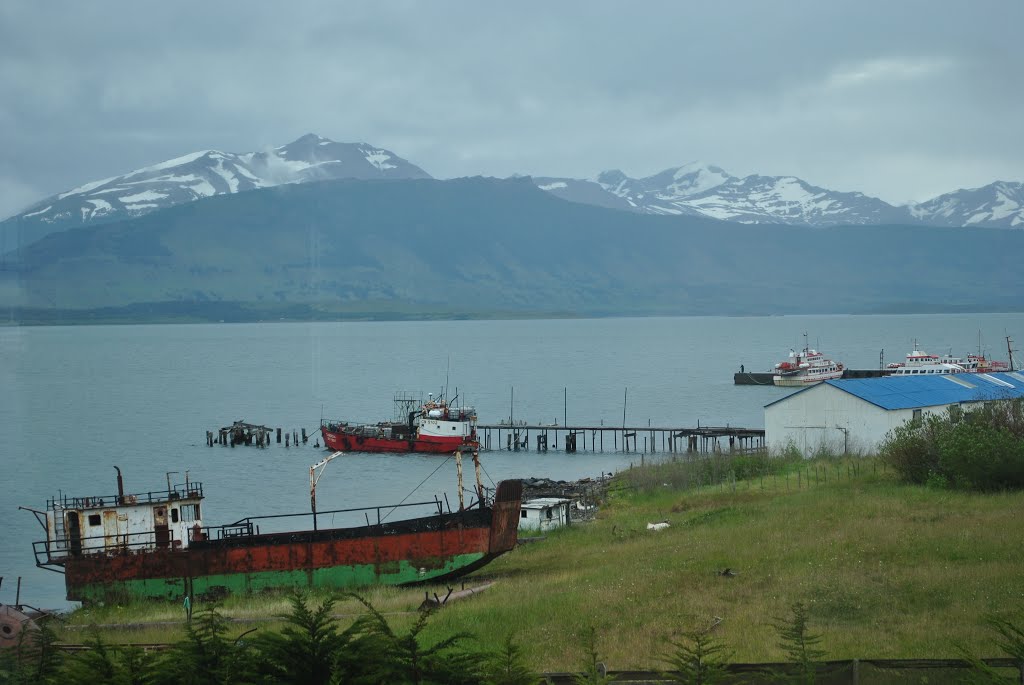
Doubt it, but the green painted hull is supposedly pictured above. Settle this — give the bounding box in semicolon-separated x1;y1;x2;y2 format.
71;551;490;603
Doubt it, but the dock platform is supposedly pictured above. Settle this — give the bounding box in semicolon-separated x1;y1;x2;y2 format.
734;368;886;386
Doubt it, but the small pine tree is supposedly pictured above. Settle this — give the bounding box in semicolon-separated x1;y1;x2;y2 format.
59;633;155;685
342;593;479;685
958;611;1024;684
150;605;255;685
251;591;349;685
772;602;825;685
572;626;613;685
660;629;734;684
478;633;539;685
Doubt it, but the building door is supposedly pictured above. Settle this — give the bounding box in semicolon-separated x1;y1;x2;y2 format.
103;510;119;549
66;512;82;556
154;506;170;548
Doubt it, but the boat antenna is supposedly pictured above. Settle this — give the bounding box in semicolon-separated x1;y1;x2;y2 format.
445;355;450;401
1008;335;1017;372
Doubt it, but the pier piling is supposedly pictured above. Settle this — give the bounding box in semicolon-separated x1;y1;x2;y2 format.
476;423;763;455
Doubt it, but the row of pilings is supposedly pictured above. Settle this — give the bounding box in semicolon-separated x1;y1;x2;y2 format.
206;421;310;448
477;423;765;454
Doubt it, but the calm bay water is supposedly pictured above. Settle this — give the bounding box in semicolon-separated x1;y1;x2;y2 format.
2;312;1022;609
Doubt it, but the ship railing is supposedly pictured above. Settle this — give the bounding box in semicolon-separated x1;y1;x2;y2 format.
32;529;179;569
199;498;448;538
46;483;203;511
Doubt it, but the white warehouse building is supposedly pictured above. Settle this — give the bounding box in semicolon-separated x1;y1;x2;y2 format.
765;372;1024;455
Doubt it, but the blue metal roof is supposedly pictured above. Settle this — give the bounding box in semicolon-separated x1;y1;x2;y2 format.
765;372;1024;411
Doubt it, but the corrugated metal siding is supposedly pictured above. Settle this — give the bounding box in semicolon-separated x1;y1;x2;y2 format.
822;372;1024;411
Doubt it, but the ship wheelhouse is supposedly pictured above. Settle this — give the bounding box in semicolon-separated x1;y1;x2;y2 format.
26;471;204;572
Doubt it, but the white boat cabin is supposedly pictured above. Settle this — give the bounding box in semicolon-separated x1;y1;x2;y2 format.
38;477;205;563
518;497;572;532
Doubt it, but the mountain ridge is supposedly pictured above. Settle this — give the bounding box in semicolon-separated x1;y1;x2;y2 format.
3;176;1022;323
536;164;1024;228
3;136;1023;255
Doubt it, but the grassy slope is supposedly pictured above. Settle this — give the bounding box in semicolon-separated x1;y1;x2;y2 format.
59;458;1024;671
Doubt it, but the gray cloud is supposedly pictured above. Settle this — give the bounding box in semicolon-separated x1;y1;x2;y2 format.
1;0;1022;217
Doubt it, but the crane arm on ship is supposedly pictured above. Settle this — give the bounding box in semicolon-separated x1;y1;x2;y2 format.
310;451;345;531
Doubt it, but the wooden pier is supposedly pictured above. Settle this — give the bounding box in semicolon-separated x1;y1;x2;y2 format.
476;423;764;454
203;418;764;455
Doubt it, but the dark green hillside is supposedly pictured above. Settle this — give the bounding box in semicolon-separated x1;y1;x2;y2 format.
2;176;1022;322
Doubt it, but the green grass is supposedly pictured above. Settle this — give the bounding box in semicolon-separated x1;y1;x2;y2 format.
56;455;1024;673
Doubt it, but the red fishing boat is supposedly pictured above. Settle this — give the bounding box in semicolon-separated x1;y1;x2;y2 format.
321;391;479;454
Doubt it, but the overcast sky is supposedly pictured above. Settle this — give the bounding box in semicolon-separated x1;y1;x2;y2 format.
1;1;1022;219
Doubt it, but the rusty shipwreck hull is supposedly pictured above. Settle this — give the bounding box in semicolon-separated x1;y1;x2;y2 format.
63;480;522;604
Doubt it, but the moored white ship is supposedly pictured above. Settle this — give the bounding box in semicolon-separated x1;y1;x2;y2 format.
883;344;1012;376
772;337;845;387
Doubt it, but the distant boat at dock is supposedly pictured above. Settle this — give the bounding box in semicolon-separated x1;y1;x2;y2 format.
321;391;478;454
885;343;1010;376
771;335;845;387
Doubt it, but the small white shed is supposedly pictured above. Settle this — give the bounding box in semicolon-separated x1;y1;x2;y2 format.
518;497;572;532
765;372;1024;455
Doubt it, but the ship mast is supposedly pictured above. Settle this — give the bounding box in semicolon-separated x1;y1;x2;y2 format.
1009;335;1017;372
453;445;484;510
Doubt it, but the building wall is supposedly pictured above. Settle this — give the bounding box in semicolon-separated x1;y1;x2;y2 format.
765;385;966;455
518;503;570;531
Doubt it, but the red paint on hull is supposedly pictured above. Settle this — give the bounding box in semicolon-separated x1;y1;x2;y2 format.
321;427;475;454
65;518;491;589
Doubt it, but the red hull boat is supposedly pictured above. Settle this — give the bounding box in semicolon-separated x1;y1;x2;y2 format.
321;392;479;454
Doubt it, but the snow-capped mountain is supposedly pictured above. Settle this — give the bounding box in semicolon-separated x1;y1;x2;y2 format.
6;134;1023;245
8;134;431;231
909;181;1024;229
536;163;912;226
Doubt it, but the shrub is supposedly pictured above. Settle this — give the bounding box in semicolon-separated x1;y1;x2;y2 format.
660;629;733;685
880;399;1024;491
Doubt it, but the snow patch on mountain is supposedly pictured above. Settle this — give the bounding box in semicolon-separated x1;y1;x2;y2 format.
23;205;51;218
908;181;1024;229
537;164;925;227
4;135;432;237
364;150;397;171
120;190;167;203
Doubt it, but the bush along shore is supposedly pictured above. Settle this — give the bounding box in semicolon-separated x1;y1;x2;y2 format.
6;401;1024;682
